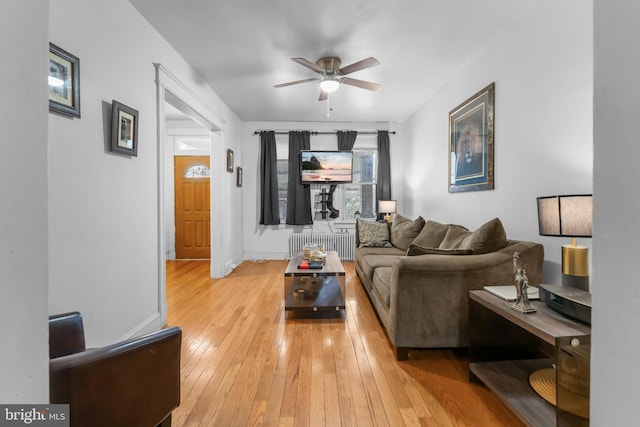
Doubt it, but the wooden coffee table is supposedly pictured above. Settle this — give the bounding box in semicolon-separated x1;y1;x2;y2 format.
284;251;345;314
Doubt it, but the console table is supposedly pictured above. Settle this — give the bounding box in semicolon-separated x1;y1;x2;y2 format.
468;290;590;427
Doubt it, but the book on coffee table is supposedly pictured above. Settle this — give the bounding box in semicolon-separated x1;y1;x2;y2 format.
298;260;324;270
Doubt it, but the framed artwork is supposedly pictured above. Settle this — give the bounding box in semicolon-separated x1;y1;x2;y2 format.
448;82;495;193
236;167;243;187
227;149;234;172
110;100;139;156
48;43;81;118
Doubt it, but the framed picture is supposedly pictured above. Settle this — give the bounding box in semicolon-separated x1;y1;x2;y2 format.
111;100;139;156
236;167;243;187
48;43;81;118
227;149;234;172
448;82;495;193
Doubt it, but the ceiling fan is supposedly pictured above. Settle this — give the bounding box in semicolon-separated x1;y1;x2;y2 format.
274;56;380;101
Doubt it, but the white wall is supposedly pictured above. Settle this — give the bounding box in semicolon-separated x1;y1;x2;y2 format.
592;1;640;423
0;0;50;403
401;0;593;284
242;121;402;260
48;0;242;346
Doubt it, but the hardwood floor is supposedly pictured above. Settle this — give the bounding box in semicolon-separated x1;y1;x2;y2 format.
165;260;525;427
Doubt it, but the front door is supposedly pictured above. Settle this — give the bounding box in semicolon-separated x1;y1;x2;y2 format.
174;156;210;259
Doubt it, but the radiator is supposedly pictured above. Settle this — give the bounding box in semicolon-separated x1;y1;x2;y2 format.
289;233;355;261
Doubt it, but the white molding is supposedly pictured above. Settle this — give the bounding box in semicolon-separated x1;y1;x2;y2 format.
119;312;163;341
155;63;226;128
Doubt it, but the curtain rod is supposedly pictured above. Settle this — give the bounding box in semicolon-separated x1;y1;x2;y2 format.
253;130;396;135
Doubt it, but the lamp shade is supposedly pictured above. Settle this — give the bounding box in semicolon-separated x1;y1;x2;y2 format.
537;195;592;237
378;200;397;214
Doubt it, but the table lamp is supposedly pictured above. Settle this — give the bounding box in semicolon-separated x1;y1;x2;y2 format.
537;194;593;291
378;200;397;222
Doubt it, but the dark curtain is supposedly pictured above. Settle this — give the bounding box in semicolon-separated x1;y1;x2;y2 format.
259;131;280;225
286;131;313;225
376;130;392;208
337;130;357;150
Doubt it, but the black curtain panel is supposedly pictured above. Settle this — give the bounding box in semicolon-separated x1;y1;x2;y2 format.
286;131;313;225
259;131;280;225
337;130;357;150
377;130;392;209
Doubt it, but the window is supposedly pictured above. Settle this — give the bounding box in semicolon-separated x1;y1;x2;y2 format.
343;150;377;220
184;164;210;178
277;159;288;221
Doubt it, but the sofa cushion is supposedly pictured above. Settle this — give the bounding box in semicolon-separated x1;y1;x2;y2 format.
406;244;475;256
461;217;508;253
390;214;425;251
357;220;393;248
439;218;508;254
439;225;472;250
372;267;393;310
356;253;401;282
411;220;451;248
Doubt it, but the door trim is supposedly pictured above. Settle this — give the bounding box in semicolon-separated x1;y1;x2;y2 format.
155;63;225;326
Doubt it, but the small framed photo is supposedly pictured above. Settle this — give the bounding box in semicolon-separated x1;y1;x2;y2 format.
448;82;495;193
227;149;234;172
111;100;139;156
49;43;81;118
236;167;243;187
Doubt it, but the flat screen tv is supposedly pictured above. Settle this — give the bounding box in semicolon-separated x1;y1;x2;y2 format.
300;150;353;184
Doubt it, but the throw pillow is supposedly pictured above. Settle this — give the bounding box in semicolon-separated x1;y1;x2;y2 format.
390;214;425;251
357;220;393;248
438;225;472;250
407;243;475;256
459;217;508;254
411;220;451;248
438;218;508;254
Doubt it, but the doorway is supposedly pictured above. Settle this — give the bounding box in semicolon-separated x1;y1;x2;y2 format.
174;155;210;259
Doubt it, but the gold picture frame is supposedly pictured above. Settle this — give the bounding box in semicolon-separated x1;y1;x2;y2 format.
448;82;495;193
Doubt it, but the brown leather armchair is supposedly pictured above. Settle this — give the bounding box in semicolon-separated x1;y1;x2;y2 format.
49;312;182;427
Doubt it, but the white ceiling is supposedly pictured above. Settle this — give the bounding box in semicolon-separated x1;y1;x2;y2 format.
130;0;533;123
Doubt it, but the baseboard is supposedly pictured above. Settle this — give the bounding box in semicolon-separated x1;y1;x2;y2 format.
119;311;163;341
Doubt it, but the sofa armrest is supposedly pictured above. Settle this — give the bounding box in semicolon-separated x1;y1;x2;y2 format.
50;326;182;427
386;241;543;348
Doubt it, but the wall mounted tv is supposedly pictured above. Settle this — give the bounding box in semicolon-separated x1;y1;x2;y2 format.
300;150;353;184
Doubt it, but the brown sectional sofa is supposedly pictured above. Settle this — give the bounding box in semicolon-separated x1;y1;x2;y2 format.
355;215;544;360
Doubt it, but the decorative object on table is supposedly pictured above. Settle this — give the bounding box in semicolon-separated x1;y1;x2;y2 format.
110;100;138;156
448;82;494;193
537;194;593;291
226;149;234;172
528;336;590;420
236;166;242;187
511;252;536;313
49;43;81;118
378;200;397;222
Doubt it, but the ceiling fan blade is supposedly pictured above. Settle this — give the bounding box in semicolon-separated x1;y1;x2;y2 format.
319;90;328;101
341;77;380;91
274;78;318;88
291;57;325;74
338;57;380;75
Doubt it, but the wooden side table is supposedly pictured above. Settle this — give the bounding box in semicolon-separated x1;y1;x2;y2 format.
468;290;591;427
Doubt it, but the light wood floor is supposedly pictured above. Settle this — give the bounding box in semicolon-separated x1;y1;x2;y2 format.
165;260;524;427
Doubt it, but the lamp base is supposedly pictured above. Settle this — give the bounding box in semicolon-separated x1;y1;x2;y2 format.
562;245;589;292
384;214;392;222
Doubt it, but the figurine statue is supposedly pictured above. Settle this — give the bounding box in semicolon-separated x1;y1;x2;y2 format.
512;252;536;313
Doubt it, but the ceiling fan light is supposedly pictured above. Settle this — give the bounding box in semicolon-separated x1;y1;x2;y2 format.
320;78;340;93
